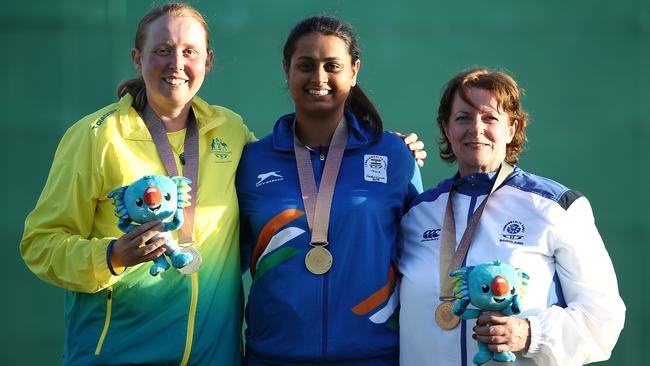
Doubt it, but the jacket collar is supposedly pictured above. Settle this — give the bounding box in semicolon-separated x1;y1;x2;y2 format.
115;94;224;140
451;164;520;196
271;110;374;151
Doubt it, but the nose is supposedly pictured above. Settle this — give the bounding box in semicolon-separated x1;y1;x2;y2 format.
313;66;328;84
144;186;162;206
467;115;485;135
168;50;185;71
491;275;509;296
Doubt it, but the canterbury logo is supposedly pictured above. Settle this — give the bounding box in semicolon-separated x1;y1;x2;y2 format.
256;171;283;187
421;229;441;242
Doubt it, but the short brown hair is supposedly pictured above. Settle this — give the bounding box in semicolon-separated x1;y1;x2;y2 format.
436;68;529;164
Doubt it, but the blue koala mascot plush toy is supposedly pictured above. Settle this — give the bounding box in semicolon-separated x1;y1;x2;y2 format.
450;260;529;365
108;175;193;276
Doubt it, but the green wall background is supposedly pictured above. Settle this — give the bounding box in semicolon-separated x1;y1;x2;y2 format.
2;0;647;364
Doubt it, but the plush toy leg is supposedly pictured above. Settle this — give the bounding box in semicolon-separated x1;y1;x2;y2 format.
493;351;516;362
169;249;193;269
150;256;170;276
473;341;493;365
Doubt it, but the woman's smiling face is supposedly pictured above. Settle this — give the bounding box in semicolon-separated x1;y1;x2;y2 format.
132;14;213;113
283;32;359;119
443;87;517;177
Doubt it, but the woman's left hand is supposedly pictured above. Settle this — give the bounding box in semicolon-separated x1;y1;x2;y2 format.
473;311;531;353
394;132;427;167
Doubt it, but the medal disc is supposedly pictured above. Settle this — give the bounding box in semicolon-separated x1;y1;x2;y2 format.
177;247;202;275
305;246;333;275
435;301;460;330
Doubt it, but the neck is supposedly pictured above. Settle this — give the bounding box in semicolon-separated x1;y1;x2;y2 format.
294;109;344;147
147;99;192;132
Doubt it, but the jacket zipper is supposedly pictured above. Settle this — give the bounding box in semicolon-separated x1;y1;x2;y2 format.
322;273;329;360
94;287;113;355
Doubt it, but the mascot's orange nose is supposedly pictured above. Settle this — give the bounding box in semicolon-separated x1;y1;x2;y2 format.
492;275;509;296
144;186;162;205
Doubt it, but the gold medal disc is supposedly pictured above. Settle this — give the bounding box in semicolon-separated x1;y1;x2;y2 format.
435;301;460;330
305;246;333;275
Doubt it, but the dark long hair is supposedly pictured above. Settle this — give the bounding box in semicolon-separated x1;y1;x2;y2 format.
116;3;210;111
283;15;383;138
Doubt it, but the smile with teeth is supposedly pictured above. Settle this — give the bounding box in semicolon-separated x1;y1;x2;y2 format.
493;297;505;303
164;77;187;86
307;89;331;96
148;204;161;212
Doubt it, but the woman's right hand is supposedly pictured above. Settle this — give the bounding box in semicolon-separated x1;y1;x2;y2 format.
110;221;167;268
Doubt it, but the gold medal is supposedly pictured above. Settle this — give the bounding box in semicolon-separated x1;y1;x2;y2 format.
305;246;333;275
435;301;460;330
177;247;202;275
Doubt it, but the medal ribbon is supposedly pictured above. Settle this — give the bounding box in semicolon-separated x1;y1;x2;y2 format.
141;105;199;245
439;162;514;301
293;117;348;246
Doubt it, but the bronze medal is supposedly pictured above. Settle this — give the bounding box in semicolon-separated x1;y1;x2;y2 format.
305;246;333;275
435;301;460;330
177;247;202;275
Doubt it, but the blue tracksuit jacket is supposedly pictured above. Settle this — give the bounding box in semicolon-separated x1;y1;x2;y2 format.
236;111;422;365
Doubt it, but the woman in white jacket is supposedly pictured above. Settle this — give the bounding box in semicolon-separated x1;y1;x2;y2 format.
399;67;625;366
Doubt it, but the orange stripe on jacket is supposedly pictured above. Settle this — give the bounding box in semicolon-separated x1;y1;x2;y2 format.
250;209;305;276
351;265;397;315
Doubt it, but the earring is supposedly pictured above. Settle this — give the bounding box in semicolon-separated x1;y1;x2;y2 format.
351;80;356;87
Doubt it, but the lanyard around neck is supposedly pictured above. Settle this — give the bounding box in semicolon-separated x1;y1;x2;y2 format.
293;118;348;245
439;162;514;300
141;105;199;244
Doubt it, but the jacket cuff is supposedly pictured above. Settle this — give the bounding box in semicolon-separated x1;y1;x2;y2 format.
107;240;126;276
523;316;542;357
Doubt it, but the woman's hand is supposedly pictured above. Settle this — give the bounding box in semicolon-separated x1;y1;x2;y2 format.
473;311;531;353
394;131;427;167
110;221;167;268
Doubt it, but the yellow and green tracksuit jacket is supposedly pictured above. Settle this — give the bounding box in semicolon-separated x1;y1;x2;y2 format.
20;94;254;365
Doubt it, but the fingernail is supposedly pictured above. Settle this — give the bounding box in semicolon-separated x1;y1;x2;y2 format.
472;334;476;339
472;326;476;331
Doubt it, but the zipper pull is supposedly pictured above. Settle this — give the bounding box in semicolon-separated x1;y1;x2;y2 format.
320;153;325;161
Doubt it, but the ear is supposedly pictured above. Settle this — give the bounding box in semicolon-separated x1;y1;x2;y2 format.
205;49;215;73
351;59;361;86
131;48;142;73
441;120;450;140
506;118;518;143
282;59;290;80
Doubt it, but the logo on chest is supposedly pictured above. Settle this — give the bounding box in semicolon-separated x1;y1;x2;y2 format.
364;154;388;183
421;228;441;242
256;171;284;187
211;137;232;162
499;220;526;245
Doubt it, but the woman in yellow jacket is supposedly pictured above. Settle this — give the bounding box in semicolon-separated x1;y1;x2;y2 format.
20;3;253;365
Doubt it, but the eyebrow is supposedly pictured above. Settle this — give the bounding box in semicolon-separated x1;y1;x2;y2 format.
295;56;344;62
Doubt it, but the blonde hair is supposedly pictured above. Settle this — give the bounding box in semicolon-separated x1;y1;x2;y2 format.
116;3;210;111
436;68;529;164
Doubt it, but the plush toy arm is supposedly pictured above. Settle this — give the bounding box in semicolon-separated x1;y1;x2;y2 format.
452;299;476;318
502;294;521;316
117;218;138;234
165;208;185;232
458;308;481;320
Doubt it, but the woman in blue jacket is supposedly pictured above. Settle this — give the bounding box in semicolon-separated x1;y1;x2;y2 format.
236;15;422;366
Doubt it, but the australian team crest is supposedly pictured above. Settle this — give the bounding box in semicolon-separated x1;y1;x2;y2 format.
210;137;232;162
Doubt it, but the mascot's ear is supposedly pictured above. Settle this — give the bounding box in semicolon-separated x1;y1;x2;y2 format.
450;266;474;300
171;176;192;208
516;267;530;298
107;186;130;220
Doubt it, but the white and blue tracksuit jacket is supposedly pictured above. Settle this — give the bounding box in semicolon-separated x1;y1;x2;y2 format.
399;168;625;366
236;111;422;365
